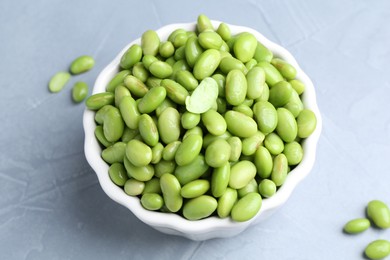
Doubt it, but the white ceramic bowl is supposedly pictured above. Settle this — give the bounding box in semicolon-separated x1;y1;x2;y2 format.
83;20;322;241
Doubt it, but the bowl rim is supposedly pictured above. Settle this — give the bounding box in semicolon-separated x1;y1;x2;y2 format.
83;20;322;235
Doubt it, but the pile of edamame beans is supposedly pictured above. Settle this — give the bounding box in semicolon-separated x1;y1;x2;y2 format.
85;15;317;222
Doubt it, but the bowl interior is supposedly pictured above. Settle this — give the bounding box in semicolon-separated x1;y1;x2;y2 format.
83;20;322;237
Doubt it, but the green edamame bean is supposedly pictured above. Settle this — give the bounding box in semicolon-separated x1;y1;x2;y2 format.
114;85;131;107
125;139;152;167
102;106;124;142
160;173;182;213
102;142;126;164
201;109;227;136
175;134;202;166
86;92;114;110
181;111;200;129
124;75;149;98
143;178;162;194
367;200;390;229
297;109;317;138
217;187;237;218
211;162;230;197
233;32;257;63
365;240;390;260
256;82;269;102
158;107;181;144
149;61;173;79
276;108;298;143
106;70;130;92
125;176;145;193
159;41;175;58
171;59;190;78
132;62;149;83
108;163;128;186
258;179;276;198
151;142;164;164
171;30;188;48
174;46;186;61
253;101;278;134
141;30;160;56
283;141;303;165
119;96;140;129
120;44;142;69
181;179;210;198
142;55;158;70
227;136;242;162
269;81;293;107
145;76;161;89
121;127;138;142
193;49;221;80
124;156;154;181
162;141;181;161
289;79;305;95
226;36;236;53
138;86;166;114
124;178;145;196
219;57;247;75
225;69;247;106
183;127;203;140
183;195;217;220
242;98;254;107
229;160;257;189
165;57;175;68
211;73;226;97
94;125;114;147
197;14;214;33
175;155;209;185
184;36;203;68
256;61;283;87
154;160;176;178
175;70;198;91
231;192;262;222
216;22;231;41
254;146;273;178
198;31;223;50
225;110;257;138
155;98;176;117
245;59;257;71
264;132;284;155
233;104;253;118
69;55;94;75
220;41;230;54
72;81;88;103
284;89;304;118
237;179;258;198
242;131;265;156
216;97;227;114
205;139;231;168
246;67;265;100
141;193;164;210
138;114;159;147
161;79;189;105
271;58;297;80
254;41;273;63
203;131;231;148
343;218;370;234
95;105;112;124
271;154;288;186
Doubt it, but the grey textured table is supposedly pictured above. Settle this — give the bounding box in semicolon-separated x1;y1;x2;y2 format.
1;0;390;259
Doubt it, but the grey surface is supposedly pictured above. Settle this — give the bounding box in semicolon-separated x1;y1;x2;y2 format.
1;0;390;259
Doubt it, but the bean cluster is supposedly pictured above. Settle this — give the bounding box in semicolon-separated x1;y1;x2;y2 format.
85;15;317;222
344;200;390;259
